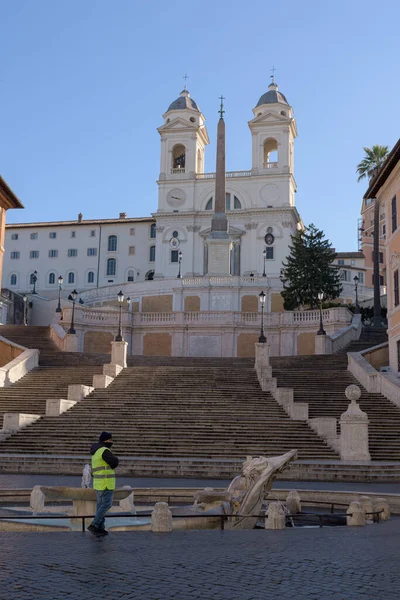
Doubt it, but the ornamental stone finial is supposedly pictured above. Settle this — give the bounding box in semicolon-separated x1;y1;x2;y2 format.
345;384;361;402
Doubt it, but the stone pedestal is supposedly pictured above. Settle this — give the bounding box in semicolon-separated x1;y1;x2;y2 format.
64;334;79;353
314;335;332;355
347;501;365;526
111;341;128;368
103;363;123;378
2;412;41;433
286;491;301;515
67;384;94;401
206;238;232;276
340;385;370;461
46;399;77;416
265;502;286;530
92;374;114;389
254;343;272;378
151;502;172;532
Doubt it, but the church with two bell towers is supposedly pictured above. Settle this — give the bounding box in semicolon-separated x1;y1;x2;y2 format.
153;78;301;299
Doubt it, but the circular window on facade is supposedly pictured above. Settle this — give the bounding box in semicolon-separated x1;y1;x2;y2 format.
267;227;273;233
265;233;275;245
172;230;179;238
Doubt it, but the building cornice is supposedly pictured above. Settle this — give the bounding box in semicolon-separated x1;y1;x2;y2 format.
6;216;155;229
364;138;400;199
0;176;24;210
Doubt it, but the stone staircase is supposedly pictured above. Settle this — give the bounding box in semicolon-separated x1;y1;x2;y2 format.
271;327;400;460
0;361;337;460
0;325;110;366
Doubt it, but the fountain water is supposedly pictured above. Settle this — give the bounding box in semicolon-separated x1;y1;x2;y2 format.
30;485;46;515
81;464;91;489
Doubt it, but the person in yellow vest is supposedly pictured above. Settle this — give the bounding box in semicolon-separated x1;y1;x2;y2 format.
88;431;119;537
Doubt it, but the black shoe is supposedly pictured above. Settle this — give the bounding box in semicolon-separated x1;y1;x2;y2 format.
87;524;103;536
98;529;109;536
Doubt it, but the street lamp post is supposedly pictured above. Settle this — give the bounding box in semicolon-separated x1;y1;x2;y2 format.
317;291;326;335
262;249;267;277
115;290;124;341
353;275;360;314
23;294;28;326
258;290;266;343
177;251;183;278
56;275;63;313
68;289;78;334
31;271;38;295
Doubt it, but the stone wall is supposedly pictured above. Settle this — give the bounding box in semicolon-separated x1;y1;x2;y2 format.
237;333;259;357
270;293;284;312
297;332;315;355
0;339;24;368
143;333;172;356
241;295;258;312
184;296;200;311
83;331;113;354
142;295;173;313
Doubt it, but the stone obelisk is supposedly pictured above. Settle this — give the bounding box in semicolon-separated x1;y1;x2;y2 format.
207;96;232;275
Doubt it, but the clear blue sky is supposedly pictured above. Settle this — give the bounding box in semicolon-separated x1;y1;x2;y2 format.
1;0;399;251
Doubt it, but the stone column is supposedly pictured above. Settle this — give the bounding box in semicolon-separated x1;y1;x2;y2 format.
340;385;370;461
64;333;79;353
111;341;128;368
151;502;172;532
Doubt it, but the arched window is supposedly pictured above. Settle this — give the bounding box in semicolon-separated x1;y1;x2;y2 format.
145;270;155;281
10;274;17;286
87;271;94;284
172;144;186;170
106;258;116;276
48;272;55;285
68;272;75;284
29;273;37;285
150;224;156;239
127;269;134;282
263;138;278;167
205;193;242;211
108;235;117;252
149;245;156;262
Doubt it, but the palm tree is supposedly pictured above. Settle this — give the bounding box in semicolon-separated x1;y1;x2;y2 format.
356;145;389;182
357;145;390;326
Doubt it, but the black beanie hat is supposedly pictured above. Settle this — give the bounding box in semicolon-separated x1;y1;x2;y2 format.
99;431;113;442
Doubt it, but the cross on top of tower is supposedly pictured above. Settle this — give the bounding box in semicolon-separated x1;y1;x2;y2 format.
270;66;276;83
183;73;189;89
219;95;225;118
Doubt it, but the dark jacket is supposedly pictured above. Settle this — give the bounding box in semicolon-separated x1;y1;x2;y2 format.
90;442;119;470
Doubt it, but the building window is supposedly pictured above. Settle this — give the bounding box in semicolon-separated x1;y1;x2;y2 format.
10;274;17;286
392;196;397;233
394;270;399;307
265;247;274;260
49;232;57;239
145;270;155;281
149;245;156;262
10;251;20;259
127;269;134;282
171;250;179;263
379;252;384;264
108;235;117;252
11;233;18;240
29;273;37;285
337;259;345;265
130;228;135;236
30;232;38;240
30;250;39;259
67;272;75;284
205;193;242;211
372;274;385;286
351;259;355;265
87;271;95;284
71;231;76;238
172;144;186;169
106;258;116;276
341;270;350;282
48;250;58;258
358;272;364;284
383;224;386;236
87;248;97;257
150;224;156;239
48;273;56;285
68;249;78;257
90;230;96;237
129;246;135;255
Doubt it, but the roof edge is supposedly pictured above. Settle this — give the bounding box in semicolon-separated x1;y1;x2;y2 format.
364;138;400;199
0;176;24;209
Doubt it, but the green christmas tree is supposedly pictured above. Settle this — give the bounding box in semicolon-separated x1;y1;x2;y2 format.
280;224;342;309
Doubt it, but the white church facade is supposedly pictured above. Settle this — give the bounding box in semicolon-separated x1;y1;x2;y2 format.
2;82;359;356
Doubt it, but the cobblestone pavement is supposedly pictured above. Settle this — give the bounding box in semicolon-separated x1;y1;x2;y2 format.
1;521;400;599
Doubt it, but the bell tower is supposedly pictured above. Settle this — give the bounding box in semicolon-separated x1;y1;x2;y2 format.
157;88;209;185
248;79;298;207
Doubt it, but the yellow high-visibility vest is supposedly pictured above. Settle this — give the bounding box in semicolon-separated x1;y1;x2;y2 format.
91;447;116;491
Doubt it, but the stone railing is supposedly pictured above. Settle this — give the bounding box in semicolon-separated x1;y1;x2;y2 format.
170;168;185;174
315;314;362;355
348;343;400;409
262;162;278;169
195;170;252;180
60;306;352;329
181;275;269;287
